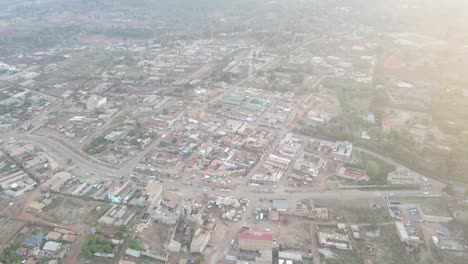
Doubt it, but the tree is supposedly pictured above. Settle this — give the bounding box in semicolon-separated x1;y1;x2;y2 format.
129;239;143;251
81;235;114;258
39;256;48;264
116;224;126;238
0;242;22;264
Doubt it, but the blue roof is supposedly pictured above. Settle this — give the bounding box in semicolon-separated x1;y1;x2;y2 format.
23;233;45;248
272;199;289;210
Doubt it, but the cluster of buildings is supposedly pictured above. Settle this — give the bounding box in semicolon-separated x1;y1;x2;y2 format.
251;133;303;185
5;224;78;264
120;181;206;261
237;230;274;263
0;88;52;130
213;93;270;122
1;143;59;198
317;224;352;250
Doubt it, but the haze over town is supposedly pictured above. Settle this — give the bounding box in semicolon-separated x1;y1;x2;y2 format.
0;1;468;264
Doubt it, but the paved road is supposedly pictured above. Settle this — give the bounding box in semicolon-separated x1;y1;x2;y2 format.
0;133;119;176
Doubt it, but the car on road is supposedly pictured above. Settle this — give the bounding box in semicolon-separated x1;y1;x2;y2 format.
423;192;429;195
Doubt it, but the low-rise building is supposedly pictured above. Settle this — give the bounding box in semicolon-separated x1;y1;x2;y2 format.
190;229;211;253
238;230;273;251
41;172;72;192
387;169;420;185
337;166;369;182
332;141;353;162
317;231;351;250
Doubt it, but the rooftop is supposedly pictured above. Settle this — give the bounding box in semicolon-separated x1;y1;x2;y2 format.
239;230;273;241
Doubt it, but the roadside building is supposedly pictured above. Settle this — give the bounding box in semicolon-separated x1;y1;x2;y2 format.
251;168;283;185
332;141;353;162
190;229;211;253
387;169;420;185
264;154;291;170
41;172;72;192
108;179;135;203
272;199;289;211
238;230;273;251
317;231;351;250
337;166;369;182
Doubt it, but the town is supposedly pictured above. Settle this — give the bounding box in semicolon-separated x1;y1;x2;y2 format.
0;1;468;264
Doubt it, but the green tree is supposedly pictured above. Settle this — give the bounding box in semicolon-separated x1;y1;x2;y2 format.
129;238;143;250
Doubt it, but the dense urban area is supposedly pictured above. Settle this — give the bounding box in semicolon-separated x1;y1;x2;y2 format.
0;0;468;264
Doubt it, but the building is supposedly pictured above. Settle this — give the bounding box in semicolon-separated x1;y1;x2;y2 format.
251;169;283;185
306;110;334;126
272;199;289;211
238;230;273;264
332;141;353;162
23;233;45;248
108;179;135;203
268;210;280;221
86;95;107;110
238;230;273;251
42;241;62;252
395;222;421;243
264;154;291;170
317;231;351;250
306;200;329;220
41;172;72;192
337;167;369;181
387;169;420;185
279;251;303;263
293;152;326;177
190;229;211;253
144;181;163;210
25;201;45;214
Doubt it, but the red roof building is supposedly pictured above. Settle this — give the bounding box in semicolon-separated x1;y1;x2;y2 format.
238;230;273;251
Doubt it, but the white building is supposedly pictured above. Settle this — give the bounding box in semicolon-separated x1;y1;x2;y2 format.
86;95;107;110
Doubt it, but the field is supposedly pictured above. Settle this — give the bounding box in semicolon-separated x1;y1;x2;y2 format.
314;199;390;223
42;195;108;225
396;197;451;217
86;203;112;224
0;217;25;249
321;248;362;264
141;222;175;256
355;225;436;264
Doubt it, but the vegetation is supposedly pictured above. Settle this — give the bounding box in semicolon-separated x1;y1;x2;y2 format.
87;204;112;223
345;155;395;185
43;195;65;211
81;235;115;257
129;238;144;251
116;224;126;239
83;135;109;155
0;242;22;264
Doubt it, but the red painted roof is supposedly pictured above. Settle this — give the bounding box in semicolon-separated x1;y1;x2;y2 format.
382;118;393;127
239;230;273;241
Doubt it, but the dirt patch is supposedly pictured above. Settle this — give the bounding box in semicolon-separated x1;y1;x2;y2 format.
140;222;175;256
50;198;86;225
314;199;389;223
